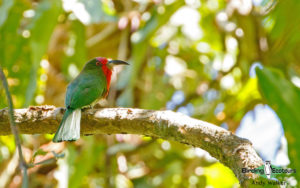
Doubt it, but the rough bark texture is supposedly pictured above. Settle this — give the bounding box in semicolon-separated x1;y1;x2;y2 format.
0;106;263;186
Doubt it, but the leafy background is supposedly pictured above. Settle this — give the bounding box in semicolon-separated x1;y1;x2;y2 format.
0;0;300;187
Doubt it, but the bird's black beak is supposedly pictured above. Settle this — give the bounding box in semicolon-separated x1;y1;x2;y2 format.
108;60;129;66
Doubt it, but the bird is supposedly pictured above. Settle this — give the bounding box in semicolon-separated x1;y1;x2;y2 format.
52;57;129;142
264;161;272;179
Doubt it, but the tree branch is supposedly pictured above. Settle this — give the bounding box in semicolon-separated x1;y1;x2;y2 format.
0;105;263;186
0;68;28;188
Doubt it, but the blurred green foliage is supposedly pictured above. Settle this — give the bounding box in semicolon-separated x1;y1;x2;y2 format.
0;0;300;187
256;67;300;182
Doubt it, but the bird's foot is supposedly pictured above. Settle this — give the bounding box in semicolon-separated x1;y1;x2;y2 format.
82;105;93;112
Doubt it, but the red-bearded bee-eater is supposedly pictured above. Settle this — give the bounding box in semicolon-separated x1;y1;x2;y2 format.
52;57;129;142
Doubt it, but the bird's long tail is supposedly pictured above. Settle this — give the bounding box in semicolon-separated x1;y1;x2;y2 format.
52;108;81;142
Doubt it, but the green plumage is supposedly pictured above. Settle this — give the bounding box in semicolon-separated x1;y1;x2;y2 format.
53;59;108;142
65;59;107;109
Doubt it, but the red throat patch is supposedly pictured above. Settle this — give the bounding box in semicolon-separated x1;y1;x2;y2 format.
96;57;112;97
101;65;112;94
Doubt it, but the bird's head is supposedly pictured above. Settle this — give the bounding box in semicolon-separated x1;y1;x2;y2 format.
84;57;129;71
95;57;128;77
83;57;129;91
95;57;129;70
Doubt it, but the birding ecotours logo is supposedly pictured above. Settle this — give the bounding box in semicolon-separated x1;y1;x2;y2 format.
242;160;296;180
264;161;272;179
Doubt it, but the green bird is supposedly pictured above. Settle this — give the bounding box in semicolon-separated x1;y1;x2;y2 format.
53;57;129;142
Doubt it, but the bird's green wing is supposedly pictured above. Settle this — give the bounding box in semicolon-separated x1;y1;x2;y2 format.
65;72;107;109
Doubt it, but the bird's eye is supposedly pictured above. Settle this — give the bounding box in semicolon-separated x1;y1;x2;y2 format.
96;62;101;66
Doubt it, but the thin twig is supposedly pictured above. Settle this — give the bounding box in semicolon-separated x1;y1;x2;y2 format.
0;67;29;188
86;24;117;47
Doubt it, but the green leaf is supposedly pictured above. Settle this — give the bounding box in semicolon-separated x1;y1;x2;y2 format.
24;0;62;106
0;0;32;108
256;67;300;181
62;20;87;78
0;0;14;27
0;0;28;69
32;148;47;159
